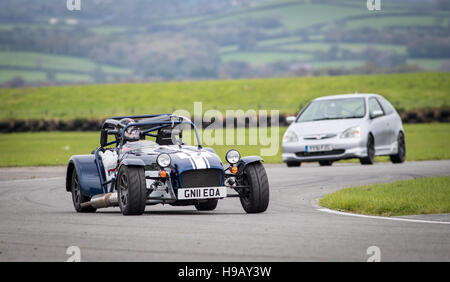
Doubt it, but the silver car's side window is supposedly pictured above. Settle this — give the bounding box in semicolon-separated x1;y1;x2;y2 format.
368;98;384;116
378;98;394;115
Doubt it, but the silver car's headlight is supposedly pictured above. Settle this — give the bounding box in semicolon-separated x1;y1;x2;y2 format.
283;131;299;143
157;153;171;167
340;126;361;139
225;149;241;164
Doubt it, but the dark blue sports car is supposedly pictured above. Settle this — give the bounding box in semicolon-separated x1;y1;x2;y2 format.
66;114;269;215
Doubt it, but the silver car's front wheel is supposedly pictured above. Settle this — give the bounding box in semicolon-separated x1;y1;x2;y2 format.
360;134;375;165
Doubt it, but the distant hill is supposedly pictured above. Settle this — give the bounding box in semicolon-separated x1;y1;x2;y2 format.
0;0;449;85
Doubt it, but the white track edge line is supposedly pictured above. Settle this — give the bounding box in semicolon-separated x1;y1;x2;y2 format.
317;207;450;225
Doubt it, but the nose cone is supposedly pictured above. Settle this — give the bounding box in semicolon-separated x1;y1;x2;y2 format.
170;149;224;174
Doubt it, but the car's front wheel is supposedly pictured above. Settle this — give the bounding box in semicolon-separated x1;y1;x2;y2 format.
117;166;147;215
71;169;96;213
239;163;269;213
390;132;406;164
360;134;375;165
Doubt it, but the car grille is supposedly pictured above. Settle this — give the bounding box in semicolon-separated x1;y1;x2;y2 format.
180;169;223;188
296;149;345;157
303;134;336;140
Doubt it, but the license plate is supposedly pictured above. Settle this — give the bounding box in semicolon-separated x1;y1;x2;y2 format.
178;187;227;200
306;144;332;152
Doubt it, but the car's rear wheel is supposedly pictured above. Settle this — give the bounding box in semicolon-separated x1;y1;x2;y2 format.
239;163;269;213
319;160;333;166
286;161;301;167
117;166;147;215
360;134;375;165
71;170;96;213
195;199;218;211
390;132;406;164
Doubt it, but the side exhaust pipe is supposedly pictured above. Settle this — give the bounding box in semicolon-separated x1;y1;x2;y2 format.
80;192;119;209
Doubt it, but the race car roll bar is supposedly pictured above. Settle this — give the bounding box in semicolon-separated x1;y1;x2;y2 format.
100;114;202;149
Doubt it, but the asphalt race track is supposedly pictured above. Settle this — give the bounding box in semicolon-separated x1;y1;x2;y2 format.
0;161;449;262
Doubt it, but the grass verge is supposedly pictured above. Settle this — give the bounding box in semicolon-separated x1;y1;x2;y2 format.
319;176;450;216
0;72;449;120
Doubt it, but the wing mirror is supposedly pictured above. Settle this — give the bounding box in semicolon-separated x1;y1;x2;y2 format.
286;116;296;124
370;110;384;119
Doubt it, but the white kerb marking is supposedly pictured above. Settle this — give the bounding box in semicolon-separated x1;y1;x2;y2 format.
317;208;450;225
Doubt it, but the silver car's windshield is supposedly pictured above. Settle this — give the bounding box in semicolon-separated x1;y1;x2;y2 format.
297;98;366;122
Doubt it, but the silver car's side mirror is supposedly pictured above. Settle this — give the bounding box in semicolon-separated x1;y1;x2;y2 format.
370;110;384;119
286;116;296;124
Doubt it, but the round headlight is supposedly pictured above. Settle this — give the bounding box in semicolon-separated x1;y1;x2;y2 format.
225;149;240;164
157;153;171;167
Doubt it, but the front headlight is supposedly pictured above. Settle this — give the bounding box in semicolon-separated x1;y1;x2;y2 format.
340;126;361;139
225;149;240;164
283;131;299;143
157;153;171;167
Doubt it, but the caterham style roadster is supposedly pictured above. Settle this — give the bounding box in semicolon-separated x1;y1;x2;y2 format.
66;114;269;215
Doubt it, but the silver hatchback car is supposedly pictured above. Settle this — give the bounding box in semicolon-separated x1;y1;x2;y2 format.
282;94;406;167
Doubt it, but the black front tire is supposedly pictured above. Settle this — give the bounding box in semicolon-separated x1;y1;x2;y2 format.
360;134;375;165
117;166;147;215
319;160;333;166
390;132;406;164
195;199;218;211
286;161;301;167
239;163;269;213
71;170;96;213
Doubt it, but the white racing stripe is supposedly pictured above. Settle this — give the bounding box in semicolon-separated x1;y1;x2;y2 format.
191;154;207;169
170;150;213;170
178;152;196;169
200;152;211;169
180;150;210;170
317;208;450;225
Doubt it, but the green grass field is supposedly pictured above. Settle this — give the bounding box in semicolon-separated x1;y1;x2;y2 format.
205;0;450;66
0;123;448;167
407;59;450;70
0;51;131;74
319;176;450;216
0;70;47;83
345;16;444;30
0;72;448;120
200;2;366;30
222;51;314;64
0;51;132;84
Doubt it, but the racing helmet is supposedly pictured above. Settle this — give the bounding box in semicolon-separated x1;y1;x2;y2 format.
119;118;140;141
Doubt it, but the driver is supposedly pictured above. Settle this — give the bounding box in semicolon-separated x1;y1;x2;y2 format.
118;118;140;141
